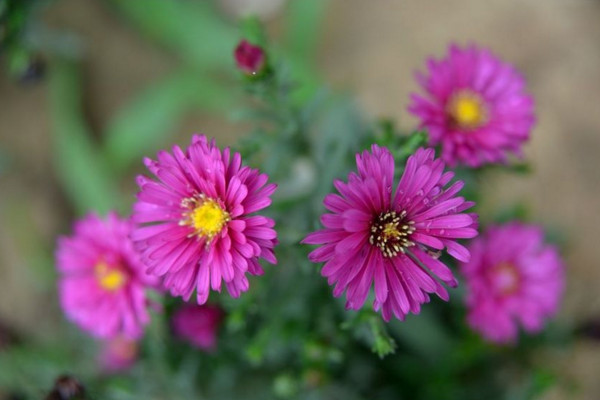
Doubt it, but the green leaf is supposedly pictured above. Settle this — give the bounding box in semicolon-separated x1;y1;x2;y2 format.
284;0;329;62
107;0;238;69
398;130;429;156
379;129;429;164
342;311;396;358
102;70;235;171
280;0;329;104
369;317;397;358
240;16;268;46
49;58;121;215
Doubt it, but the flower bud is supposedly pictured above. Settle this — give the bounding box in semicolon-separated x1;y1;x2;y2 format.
234;39;266;76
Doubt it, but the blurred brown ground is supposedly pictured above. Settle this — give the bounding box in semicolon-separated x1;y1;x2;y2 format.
1;0;599;398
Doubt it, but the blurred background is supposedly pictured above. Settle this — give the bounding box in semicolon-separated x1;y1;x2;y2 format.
1;0;599;398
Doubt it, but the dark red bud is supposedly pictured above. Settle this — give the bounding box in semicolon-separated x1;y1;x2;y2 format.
234;39;266;76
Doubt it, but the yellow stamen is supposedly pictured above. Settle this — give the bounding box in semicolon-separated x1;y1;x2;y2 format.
382;223;401;239
95;261;127;291
447;91;488;130
180;195;230;242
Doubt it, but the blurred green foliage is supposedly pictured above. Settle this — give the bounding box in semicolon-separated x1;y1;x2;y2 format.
49;58;122;214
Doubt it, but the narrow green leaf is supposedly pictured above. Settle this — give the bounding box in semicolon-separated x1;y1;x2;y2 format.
284;0;329;62
102;70;235;171
49;58;121;215
279;0;329;104
368;316;397;358
240;16;268;46
107;0;238;69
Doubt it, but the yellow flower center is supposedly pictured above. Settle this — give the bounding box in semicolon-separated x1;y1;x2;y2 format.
447;91;488;130
382;223;401;239
95;261;127;291
180;195;230;242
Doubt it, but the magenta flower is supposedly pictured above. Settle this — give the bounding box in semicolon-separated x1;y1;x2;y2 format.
56;213;157;339
302;146;477;321
132;135;277;304
234;39;266;76
99;336;138;373
408;44;535;167
171;304;223;351
460;222;564;344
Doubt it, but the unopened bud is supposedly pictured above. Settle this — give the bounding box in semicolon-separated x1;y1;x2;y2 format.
234;39;266;76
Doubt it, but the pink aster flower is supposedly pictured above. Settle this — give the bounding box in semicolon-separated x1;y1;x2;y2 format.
302;146;477;322
132;135;277;304
171;304;224;351
460;222;564;344
408;44;535;167
56;213;157;339
234;39;266;76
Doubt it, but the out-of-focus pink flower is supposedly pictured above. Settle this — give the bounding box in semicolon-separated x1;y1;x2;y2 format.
460;222;564;344
234;39;266;75
100;336;138;373
132;135;277;304
56;213;157;339
172;304;224;351
302;146;478;321
409;44;535;167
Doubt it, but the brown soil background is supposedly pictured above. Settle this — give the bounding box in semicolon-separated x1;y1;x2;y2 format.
1;0;599;398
